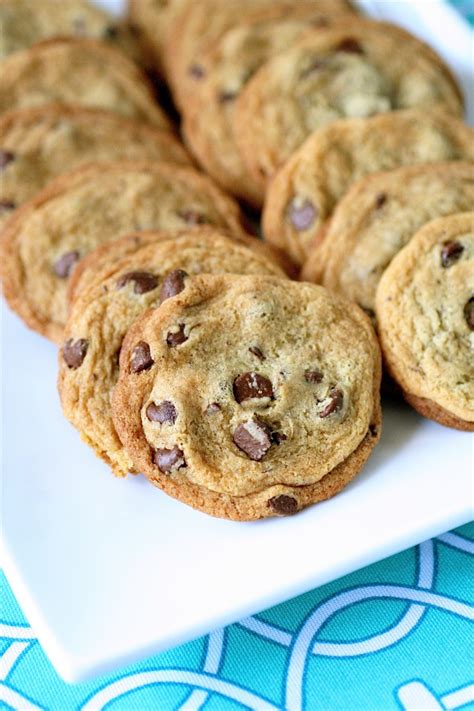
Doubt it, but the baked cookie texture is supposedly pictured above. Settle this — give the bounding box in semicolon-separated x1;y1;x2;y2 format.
0;38;171;129
0;161;248;343
301;162;474;314
375;213;474;431
0;0;141;62
128;0;189;74
0;105;190;224
164;0;355;108
181;6;355;206
263;109;474;266
234;20;463;189
112;275;382;520
67;229;293;304
59;230;287;477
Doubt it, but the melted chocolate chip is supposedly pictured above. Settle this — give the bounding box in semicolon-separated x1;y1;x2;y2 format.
268;495;298;516
288;199;317;231
305;369;323;383
63;338;88;369
233;372;273;404
249;346;265;361
188;64;205;79
166;323;187;347
319;388;343;418
464;297;474;330
159;269;187;304
116;270;159;294
130;341;154;373
178;209;209;225
206;402;221;414
153;445;186;472
0;199;15;212
441;241;464;268
146;400;177;424
337;38;364;53
53;251;80;278
219;90;237;103
0;150;14;169
375;193;387;209
233;418;272;461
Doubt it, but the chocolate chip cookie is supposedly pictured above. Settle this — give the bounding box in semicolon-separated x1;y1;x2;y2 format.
234;20;463;190
0;38;171;129
67;229;293;304
263;109;474;266
301;162;474;315
0;161;248;343
164;0;355;108
58;229;288;476
0;105;190;225
128;0;189;74
181;6;352;207
111;275;381;520
375;213;474;431
0;0;141;63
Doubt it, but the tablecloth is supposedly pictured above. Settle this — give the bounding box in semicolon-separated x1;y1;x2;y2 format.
1;2;473;709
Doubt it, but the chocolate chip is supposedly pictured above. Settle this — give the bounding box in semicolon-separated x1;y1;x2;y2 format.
53;250;80;278
166;323;187;347
464;297;474;330
375;193;387;209
249;346;265;361
441;241;464;268
0;199;15;212
305;369;323;383
233;418;272;461
319;387;343;418
233;372;273;404
178;209;209;225
337;38;364;53
130;341;154;373
146;400;177;424
63;338;88;369
268;495;298;516
153;445;186;472
206;402;221;414
116;270;159;294
188;64;205;79
288;199;317;231
103;24;119;39
219;90;237;103
159;269;187;304
271;431;287;445
0;150;14;169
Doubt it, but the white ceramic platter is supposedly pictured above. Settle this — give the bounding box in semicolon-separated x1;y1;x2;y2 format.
1;0;473;683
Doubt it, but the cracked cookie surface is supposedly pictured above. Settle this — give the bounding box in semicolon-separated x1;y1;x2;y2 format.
375;212;474;430
0;161;247;342
58;229;287;476
112;275;381;520
263;109;474;266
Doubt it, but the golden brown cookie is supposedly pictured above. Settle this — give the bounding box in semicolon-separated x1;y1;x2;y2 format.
67;229;294;304
0;0;142;63
0;105;190;225
234;20;463;190
164;0;355;108
301;162;474;314
111;274;381;519
375;213;474;431
263;109;474;266
0;161;248;343
181;6;353;207
0;38;171;129
128;0;189;74
58;229;287;476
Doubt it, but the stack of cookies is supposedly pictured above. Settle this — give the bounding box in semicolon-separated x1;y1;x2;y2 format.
0;0;472;521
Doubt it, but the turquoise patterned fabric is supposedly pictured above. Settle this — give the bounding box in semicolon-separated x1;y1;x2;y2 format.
1;523;473;710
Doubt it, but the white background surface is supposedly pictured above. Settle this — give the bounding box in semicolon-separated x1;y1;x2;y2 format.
1;0;473;684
